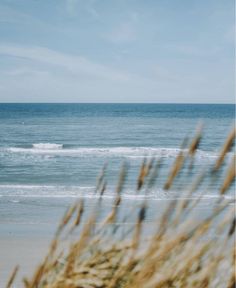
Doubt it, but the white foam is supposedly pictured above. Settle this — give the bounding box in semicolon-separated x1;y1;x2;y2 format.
32;143;63;150
0;185;96;198
4;146;218;159
0;185;233;201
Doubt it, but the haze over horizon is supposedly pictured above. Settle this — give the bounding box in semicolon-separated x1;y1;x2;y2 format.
0;0;234;104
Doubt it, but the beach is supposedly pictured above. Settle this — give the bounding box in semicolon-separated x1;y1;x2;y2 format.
0;103;234;286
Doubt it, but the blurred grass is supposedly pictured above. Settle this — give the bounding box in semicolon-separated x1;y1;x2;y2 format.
7;126;235;288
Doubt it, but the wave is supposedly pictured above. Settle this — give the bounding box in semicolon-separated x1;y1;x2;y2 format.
3;146;218;159
0;185;234;201
32;143;63;150
0;185;96;198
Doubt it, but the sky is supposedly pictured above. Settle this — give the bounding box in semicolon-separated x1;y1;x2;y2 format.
0;0;234;103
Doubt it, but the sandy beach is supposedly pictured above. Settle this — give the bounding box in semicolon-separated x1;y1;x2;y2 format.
0;235;50;287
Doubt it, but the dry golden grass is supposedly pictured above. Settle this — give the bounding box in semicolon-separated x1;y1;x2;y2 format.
6;127;235;288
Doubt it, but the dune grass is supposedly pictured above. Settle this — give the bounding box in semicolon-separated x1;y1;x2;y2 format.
6;127;235;288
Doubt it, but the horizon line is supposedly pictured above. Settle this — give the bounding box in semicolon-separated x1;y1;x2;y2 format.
0;102;235;105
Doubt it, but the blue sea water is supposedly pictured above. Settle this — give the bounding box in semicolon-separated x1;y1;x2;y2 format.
0;103;235;233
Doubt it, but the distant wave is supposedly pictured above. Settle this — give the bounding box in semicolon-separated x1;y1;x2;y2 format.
0;185;96;198
32;143;63;150
4;146;218;159
0;185;234;201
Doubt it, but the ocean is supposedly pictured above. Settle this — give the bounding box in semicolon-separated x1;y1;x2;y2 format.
0;103;235;236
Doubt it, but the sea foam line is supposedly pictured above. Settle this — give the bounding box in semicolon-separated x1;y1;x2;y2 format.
3;146;218;159
0;185;234;201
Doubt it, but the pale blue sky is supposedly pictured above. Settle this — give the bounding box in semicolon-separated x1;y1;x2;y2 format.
0;0;234;103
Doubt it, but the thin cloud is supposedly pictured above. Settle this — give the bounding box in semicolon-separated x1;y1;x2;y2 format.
65;0;99;18
104;13;139;44
225;24;235;44
106;22;137;44
0;4;32;24
66;0;79;16
0;44;131;82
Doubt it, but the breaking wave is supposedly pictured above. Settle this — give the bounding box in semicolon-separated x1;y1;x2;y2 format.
3;146;218;159
0;185;234;201
32;143;63;150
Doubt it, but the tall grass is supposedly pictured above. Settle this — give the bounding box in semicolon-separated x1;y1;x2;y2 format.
7;127;235;288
